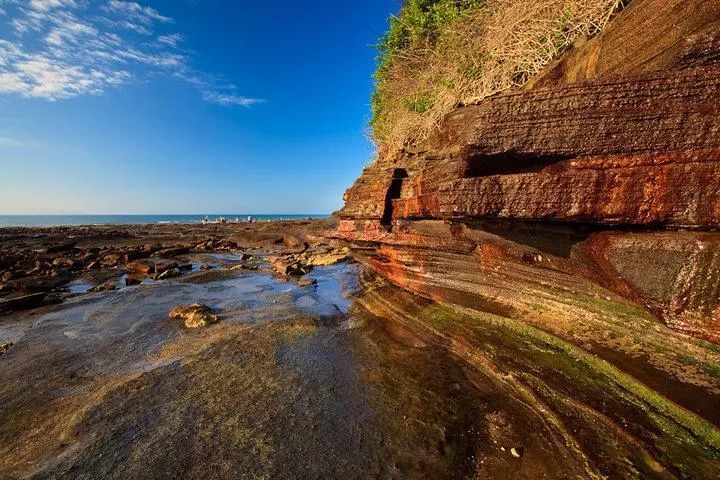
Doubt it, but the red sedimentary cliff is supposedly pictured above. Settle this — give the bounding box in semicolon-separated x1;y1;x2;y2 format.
337;0;720;344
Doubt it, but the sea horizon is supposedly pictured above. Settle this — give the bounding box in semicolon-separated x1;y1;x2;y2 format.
0;214;331;228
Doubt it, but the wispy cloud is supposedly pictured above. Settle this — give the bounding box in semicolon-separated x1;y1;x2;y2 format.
157;33;183;48
202;91;265;108
0;1;261;106
102;0;171;25
0;136;31;147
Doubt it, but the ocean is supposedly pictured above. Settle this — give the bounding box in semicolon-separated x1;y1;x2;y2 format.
0;214;330;228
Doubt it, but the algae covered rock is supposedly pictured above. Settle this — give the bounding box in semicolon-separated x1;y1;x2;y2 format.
169;303;218;328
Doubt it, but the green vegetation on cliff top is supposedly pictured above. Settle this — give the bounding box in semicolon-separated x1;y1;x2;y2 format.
371;0;626;150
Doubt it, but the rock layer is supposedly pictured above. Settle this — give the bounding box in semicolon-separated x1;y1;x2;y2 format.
338;0;720;346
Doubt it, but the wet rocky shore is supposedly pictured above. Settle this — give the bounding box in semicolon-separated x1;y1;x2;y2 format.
0;220;492;479
2;219;719;479
0;219;344;315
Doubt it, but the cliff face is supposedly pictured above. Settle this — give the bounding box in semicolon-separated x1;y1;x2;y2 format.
339;0;720;344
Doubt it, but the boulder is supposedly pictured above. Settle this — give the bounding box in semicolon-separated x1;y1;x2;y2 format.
169;303;218;328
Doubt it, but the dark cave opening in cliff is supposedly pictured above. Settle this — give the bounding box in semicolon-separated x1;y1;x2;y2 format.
463;150;572;177
381;168;409;231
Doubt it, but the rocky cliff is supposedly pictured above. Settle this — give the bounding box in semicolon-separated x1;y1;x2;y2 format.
339;0;720;345
337;2;720;475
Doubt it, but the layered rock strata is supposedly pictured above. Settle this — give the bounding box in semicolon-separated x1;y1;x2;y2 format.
338;0;720;345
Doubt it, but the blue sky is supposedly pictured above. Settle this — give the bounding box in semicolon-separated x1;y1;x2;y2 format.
0;0;398;214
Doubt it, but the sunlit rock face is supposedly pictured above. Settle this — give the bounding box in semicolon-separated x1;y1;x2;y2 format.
337;0;720;344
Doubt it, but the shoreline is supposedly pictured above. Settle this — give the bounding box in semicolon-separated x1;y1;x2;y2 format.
0;215;332;229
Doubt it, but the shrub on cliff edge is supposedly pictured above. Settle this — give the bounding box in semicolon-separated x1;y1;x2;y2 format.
371;0;627;151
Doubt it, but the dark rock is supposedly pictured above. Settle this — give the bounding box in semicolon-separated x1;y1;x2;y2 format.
0;292;47;311
153;260;179;274
85;261;100;271
297;277;317;287
8;275;70;293
155;268;181;280
153;246;190;258
125;277;142;287
43;241;78;254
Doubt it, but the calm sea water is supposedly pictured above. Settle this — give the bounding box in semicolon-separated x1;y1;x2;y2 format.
0;214;330;228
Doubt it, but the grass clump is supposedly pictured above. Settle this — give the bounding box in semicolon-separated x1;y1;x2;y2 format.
371;0;627;151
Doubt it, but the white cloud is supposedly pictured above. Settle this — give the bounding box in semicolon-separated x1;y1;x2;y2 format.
103;1;172;27
0;1;262;106
158;33;183;48
29;0;77;13
45;16;97;46
202;91;265;108
0;136;29;147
